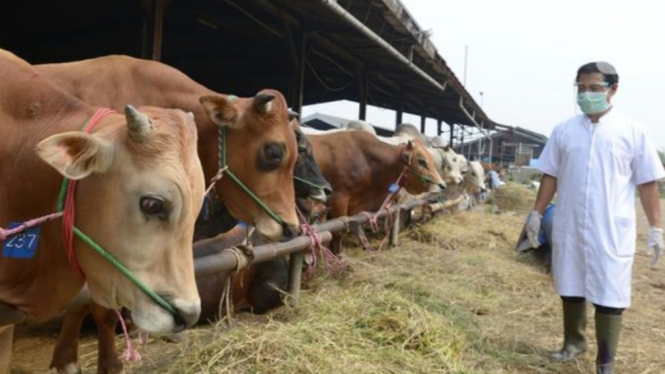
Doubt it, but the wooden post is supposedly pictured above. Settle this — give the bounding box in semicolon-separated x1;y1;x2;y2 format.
437;119;442;136
390;208;401;247
449;123;455;145
420;115;426;134
288;251;304;307
358;68;368;120
396;89;403;127
152;0;166;61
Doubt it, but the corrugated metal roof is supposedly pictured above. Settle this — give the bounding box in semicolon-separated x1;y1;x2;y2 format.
0;0;498;131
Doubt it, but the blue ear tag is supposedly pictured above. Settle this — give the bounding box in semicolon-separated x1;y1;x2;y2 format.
388;183;400;193
2;223;40;259
238;220;247;228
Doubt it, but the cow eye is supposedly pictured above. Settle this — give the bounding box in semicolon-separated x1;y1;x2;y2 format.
140;197;166;219
298;145;308;155
417;158;427;168
257;142;285;171
264;143;284;163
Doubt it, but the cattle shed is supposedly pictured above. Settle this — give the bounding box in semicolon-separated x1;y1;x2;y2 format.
0;0;499;144
455;125;548;165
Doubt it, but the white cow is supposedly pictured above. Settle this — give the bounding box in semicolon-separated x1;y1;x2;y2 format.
346;120;377;134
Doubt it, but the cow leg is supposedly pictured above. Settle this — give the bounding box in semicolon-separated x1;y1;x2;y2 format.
0;325;13;374
50;303;93;374
91;304;123;374
329;195;350;255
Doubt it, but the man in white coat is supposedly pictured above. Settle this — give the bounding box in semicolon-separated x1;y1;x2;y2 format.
524;62;665;374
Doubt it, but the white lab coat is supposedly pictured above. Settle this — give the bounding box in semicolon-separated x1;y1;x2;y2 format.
538;109;665;308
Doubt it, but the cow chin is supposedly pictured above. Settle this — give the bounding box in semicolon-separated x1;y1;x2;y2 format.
130;302;181;333
254;219;284;241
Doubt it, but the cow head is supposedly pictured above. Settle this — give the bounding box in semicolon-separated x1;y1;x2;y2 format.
199;90;299;241
36;106;204;333
465;160;487;193
432;143;464;185
289;114;331;204
399;139;446;194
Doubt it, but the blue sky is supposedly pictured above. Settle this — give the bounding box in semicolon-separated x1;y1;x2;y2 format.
303;0;665;148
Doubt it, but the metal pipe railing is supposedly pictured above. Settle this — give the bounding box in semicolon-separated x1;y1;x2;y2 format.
1;193;448;326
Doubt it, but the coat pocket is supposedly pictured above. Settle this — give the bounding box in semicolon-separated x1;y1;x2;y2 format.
613;217;635;257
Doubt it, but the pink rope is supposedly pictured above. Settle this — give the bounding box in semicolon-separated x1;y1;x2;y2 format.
355;167;407;251
0;212;63;241
297;208;347;276
114;309;142;363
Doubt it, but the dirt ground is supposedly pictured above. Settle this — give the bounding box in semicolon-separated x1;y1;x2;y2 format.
9;199;665;373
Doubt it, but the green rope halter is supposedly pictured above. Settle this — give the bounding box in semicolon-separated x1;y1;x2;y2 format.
293;175;328;191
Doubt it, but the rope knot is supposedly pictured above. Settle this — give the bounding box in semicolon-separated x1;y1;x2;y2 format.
297;208;347;276
205;166;229;196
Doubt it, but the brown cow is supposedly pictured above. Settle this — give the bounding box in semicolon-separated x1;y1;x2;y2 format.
36;55;300;240
0;50;204;373
308;131;445;253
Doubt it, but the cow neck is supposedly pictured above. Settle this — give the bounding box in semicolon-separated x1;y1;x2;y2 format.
361;142;407;212
0;105;95;320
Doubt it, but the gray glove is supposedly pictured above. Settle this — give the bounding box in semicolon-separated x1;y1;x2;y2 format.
647;226;664;269
525;210;542;249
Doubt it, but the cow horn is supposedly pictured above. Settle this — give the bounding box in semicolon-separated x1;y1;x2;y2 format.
287;109;299;119
254;93;275;114
125;104;152;143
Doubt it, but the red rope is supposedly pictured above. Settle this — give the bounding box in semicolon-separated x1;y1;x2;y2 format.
61;108;115;279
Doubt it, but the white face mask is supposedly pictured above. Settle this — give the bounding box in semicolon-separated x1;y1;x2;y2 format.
577;91;611;114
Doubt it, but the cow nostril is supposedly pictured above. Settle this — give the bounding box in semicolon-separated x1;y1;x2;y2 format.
173;311;188;332
439;183;446;191
324;186;332;196
282;223;301;239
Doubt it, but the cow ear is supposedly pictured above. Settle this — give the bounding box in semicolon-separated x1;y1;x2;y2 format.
400;150;413;164
199;95;239;128
36;132;113;180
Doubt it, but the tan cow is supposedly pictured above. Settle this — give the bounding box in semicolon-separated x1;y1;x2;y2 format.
0;50;204;373
36;55;299;241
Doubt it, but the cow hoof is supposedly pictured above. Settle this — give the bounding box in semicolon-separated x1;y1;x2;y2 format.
56;362;82;374
97;360;124;374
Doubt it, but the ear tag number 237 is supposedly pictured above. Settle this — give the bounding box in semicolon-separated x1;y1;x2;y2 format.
2;223;40;259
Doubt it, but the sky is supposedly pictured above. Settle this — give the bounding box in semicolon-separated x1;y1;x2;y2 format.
302;0;665;148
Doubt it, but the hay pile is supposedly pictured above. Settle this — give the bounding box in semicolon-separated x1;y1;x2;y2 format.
65;207;665;374
490;182;536;213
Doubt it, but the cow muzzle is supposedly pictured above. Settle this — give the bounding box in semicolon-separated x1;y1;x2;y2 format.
131;296;201;333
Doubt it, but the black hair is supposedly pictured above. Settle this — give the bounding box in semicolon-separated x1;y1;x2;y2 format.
576;61;619;86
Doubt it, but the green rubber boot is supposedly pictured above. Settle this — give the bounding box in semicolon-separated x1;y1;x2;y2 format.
549;300;588;362
595;312;622;374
